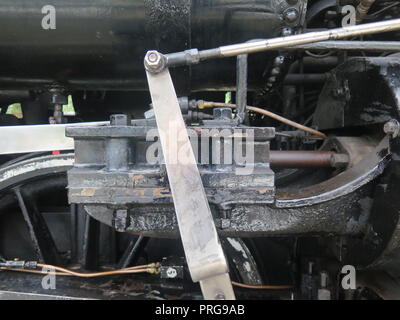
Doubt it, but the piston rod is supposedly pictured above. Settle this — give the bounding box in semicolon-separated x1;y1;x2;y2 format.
270;151;348;168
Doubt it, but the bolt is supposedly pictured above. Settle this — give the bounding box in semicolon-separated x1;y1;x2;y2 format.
110;114;130;126
214;291;226;300
144;109;155;119
144;50;165;73
283;8;299;23
268;76;277;83
384;119;400;138
166;267;178;279
320;271;329;288
274;56;285;66
220;218;231;229
282;27;293;36
147;52;158;63
334;88;344;98
213;108;232;120
114;209;128;232
308;261;314;275
51;94;68;105
271;67;281;76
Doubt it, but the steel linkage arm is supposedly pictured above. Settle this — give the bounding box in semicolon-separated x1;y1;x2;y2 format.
144;52;235;300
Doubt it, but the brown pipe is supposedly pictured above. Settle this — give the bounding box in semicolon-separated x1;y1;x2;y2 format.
270;151;348;168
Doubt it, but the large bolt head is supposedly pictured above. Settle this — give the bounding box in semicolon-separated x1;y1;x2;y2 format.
283;8;299;23
144;50;165;72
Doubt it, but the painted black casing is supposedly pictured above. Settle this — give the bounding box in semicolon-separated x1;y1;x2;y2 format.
0;0;306;93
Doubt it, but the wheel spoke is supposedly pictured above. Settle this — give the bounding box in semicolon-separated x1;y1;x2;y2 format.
69;204;78;262
117;235;149;269
14;186;63;265
80;211;100;270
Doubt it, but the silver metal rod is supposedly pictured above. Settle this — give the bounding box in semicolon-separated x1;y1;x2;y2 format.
287;40;400;51
164;20;400;68
210;19;400;58
0;122;108;155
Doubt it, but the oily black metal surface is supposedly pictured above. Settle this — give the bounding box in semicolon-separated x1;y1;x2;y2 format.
82;186;374;238
67;119;276;238
67;118;390;238
314;57;400;130
349;137;400;273
0;0;306;92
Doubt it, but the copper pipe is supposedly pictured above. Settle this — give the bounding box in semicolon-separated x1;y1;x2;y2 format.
197;101;327;139
270;151;341;168
0;262;160;278
247;106;327;139
1;267;294;291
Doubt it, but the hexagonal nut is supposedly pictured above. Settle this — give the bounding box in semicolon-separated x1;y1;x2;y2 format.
51;93;68;105
144;50;166;73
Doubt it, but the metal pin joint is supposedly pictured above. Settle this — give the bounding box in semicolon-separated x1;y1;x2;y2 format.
144;50;167;73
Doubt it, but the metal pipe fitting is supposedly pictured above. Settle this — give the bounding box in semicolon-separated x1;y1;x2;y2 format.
356;0;376;24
